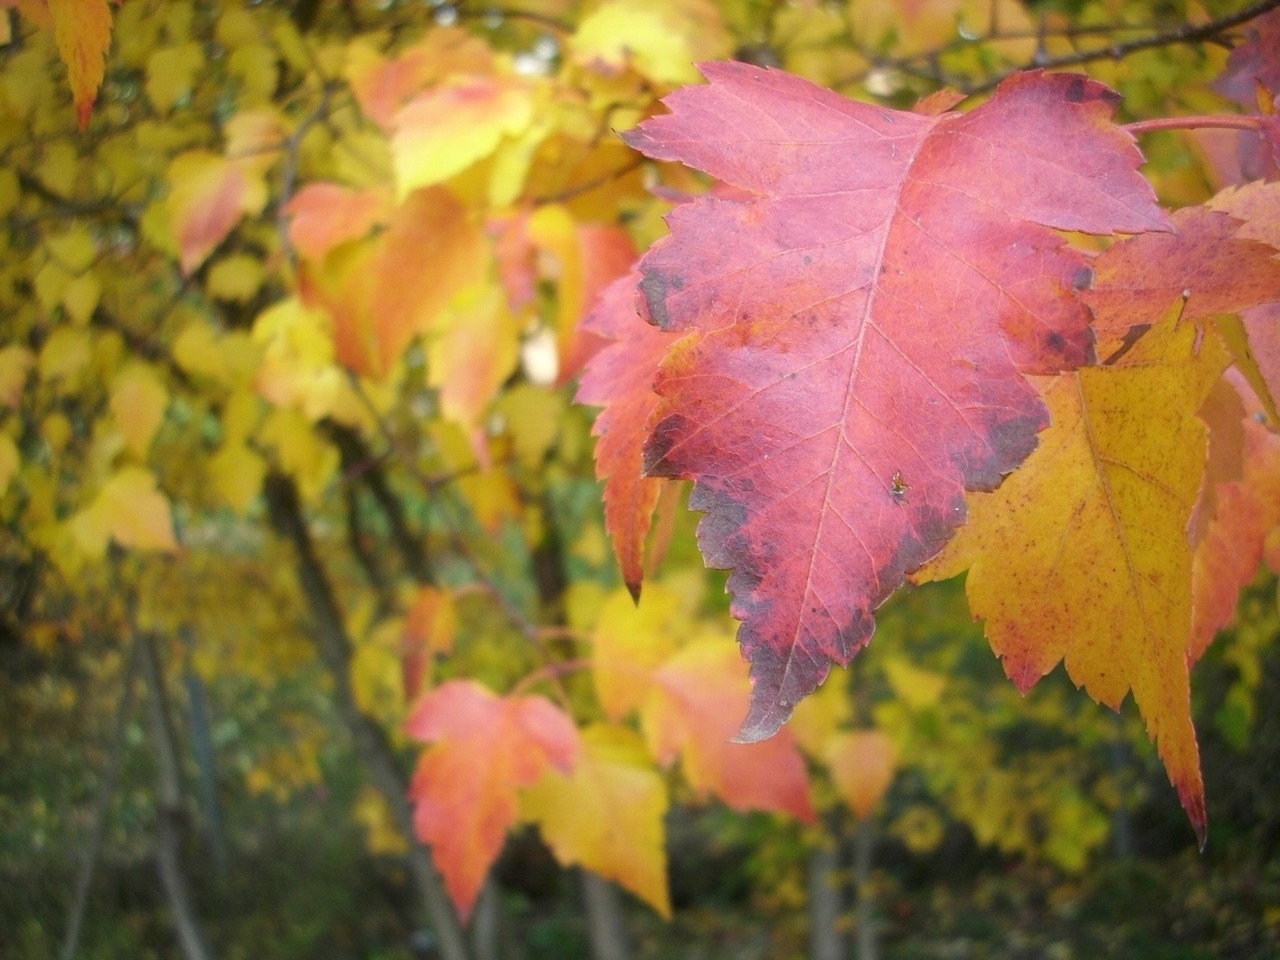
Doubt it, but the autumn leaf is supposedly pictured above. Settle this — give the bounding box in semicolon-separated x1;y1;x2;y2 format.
916;309;1229;844
642;638;816;823
622;63;1167;741
1191;373;1280;662
825;729;895;820
522;724;671;917
576;272;676;598
405;680;579;920
402;586;457;704
1083;204;1280;366
285;183;390;261
392;74;536;199
71;465;180;558
48;0;112;129
1208;181;1280;419
109;362;168;458
167;152;258;274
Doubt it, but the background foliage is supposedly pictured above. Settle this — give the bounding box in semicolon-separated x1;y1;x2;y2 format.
1;0;1278;958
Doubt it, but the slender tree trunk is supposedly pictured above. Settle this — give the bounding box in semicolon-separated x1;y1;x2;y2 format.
182;647;228;876
60;635;143;960
139;632;218;960
582;871;631;960
470;880;500;960
808;839;846;960
264;473;471;960
1111;712;1134;859
852;817;878;960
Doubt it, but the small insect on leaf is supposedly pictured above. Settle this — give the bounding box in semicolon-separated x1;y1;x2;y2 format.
890;471;908;503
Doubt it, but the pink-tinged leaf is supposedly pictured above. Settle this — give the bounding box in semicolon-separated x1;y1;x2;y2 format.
1208;181;1280;418
622;62;1168;741
1214;9;1280;107
1191;372;1280;662
642;640;816;823
344;27;496;131
576;272;676;599
285;183;390;261
167;153;260;275
405;680;579;921
1085;206;1280;363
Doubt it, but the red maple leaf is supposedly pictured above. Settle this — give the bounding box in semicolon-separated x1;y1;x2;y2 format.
620;63;1168;740
576;271;676;598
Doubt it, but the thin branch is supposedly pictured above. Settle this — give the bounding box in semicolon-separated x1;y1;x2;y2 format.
968;0;1280;95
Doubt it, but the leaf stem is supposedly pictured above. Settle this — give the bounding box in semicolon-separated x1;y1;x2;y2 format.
1124;115;1266;135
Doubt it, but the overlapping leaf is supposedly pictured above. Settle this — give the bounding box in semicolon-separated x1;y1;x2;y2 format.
405;680;579;920
913;202;1280;839
576;273;676;597
1191;374;1280;660
521;724;671;917
621;63;1167;740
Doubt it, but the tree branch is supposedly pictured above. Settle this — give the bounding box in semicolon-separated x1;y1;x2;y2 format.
970;0;1280;94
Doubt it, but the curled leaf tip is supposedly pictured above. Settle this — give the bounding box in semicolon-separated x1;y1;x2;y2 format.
731;696;793;745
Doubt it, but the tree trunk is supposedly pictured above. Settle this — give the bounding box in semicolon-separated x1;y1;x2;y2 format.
852;817;878;960
60;635;143;960
808;840;846;960
265;473;471;960
582;870;631;960
139;632;218;960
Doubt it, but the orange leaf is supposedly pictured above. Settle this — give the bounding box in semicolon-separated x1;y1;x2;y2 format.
824;730;895;820
345;27;496;131
428;288;521;431
48;0;112;129
405;680;579;920
402;586;457;703
285;183;389;261
642;640;815;823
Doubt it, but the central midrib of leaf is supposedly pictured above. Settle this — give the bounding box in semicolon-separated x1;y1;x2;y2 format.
780;123;934;698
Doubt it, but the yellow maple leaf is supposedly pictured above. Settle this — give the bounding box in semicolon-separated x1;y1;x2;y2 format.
208;441;266;514
109;362;168;458
392;74;536;199
916;311;1228;844
89;465;180;554
145;42;203;113
590;584;686;721
522;724;671;918
570;0;729;86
